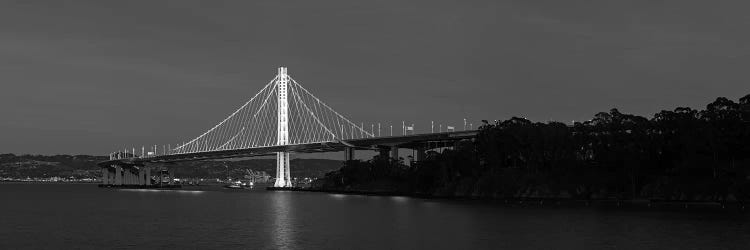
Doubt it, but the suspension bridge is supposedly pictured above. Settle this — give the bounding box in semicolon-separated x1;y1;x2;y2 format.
98;67;478;188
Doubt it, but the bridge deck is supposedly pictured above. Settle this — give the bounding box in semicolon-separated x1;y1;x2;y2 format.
98;130;478;166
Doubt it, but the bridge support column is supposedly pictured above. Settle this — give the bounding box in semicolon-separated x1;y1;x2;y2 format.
130;169;136;185
274;67;293;188
390;146;399;161
274;152;292;187
379;147;389;159
114;166;122;185
101;168;109;185
414;147;426;162
128;170;134;185
109;168;115;185
344;147;355;161
138;167;145;186
125;169;132;185
168;169;175;185
145;167;151;186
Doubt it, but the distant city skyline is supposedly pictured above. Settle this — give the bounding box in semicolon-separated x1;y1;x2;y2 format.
1;0;749;155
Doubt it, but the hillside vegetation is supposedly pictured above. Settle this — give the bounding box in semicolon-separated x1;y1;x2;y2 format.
315;95;750;204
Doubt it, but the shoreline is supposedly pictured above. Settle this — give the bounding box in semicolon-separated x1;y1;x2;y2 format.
0;180;99;184
269;187;747;211
5;182;745;211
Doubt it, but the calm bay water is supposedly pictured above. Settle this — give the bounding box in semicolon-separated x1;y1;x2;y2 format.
0;183;748;249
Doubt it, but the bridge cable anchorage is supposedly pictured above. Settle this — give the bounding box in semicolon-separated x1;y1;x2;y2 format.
166;69;373;156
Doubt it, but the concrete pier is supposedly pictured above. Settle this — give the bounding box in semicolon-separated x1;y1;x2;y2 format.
128;169;135;185
145;167;151;186
102;168;109;185
108;168;115;184
99;165;181;189
114;166;122;185
138;168;145;185
344;147;355;161
168;169;175;185
128;169;134;185
390;146;399;161
414;147;426;162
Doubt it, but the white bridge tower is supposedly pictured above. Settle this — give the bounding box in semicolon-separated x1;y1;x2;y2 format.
274;67;293;187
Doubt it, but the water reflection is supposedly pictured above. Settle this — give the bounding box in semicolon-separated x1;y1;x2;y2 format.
390;196;409;203
270;192;294;250
328;194;347;200
2;184;747;249
118;189;205;194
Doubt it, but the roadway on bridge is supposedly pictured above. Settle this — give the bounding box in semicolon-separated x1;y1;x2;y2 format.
99;130;478;166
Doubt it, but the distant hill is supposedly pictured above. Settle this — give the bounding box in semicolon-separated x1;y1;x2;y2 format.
0;153;342;180
0;154;105;179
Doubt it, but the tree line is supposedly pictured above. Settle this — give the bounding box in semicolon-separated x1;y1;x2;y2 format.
314;94;750;203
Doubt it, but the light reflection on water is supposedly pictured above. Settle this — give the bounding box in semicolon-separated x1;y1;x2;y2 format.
271;192;294;250
328;193;347;200
0;184;748;249
118;189;206;194
390;196;409;203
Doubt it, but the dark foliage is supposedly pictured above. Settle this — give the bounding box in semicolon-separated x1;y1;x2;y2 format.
317;94;750;203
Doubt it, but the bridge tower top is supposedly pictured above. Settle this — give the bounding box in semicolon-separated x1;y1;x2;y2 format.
277;66;289;146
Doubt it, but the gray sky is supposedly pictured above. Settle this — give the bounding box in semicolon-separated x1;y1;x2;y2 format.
1;0;749;155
